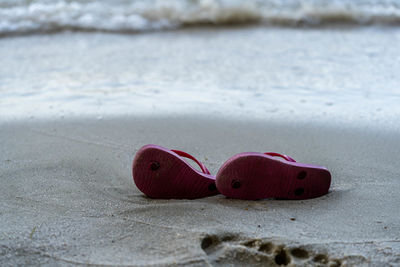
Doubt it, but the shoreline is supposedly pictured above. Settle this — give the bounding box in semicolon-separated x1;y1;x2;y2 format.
1;22;399;39
1;27;400;133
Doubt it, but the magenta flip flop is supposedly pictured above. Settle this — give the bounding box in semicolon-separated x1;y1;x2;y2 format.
216;152;331;200
132;144;218;199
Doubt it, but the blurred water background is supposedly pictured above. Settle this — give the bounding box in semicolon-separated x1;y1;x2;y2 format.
1;0;400;35
0;0;399;130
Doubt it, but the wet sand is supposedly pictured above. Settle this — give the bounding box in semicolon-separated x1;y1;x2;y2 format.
1;27;400;131
1;116;399;266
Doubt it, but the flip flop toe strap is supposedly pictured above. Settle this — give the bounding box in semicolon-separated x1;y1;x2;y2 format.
171;150;211;174
265;152;296;162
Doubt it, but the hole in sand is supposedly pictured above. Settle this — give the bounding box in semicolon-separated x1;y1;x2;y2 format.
201;236;214;250
274;248;291;265
243;239;260;248
231;179;241;189
290;248;309;259
294;188;304;196
220;234;237;242
258;242;274;254
313;254;329;264
208;183;217;191
297;171;307;180
329;259;342;267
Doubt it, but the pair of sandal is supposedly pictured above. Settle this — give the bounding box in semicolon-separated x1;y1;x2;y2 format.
132;144;331;200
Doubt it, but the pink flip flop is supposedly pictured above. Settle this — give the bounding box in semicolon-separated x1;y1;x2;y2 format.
216;152;331;200
132;144;218;199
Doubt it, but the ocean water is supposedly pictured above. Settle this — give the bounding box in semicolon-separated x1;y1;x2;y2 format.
1;0;400;35
0;1;400;130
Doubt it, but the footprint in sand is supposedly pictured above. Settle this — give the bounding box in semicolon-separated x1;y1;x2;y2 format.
200;234;349;266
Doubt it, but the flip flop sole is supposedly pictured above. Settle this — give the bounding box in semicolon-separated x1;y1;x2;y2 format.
216;153;331;200
133;145;218;199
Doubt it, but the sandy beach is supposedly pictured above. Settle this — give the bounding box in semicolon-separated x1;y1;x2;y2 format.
1;115;399;266
1;3;400;264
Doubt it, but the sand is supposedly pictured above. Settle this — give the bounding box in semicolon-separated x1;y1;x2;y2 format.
1;25;400;266
1;116;399;266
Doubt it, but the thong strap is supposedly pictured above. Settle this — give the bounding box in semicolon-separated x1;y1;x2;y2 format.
265;152;296;162
172;150;211;174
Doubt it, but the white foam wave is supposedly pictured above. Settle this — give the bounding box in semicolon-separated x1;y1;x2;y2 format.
1;0;400;36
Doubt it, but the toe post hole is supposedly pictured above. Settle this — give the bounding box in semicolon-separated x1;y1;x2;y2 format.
294;188;305;196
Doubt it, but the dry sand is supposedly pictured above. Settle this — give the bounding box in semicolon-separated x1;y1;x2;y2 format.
1;116;399;266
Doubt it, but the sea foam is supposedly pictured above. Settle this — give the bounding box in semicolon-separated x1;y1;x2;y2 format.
1;0;400;36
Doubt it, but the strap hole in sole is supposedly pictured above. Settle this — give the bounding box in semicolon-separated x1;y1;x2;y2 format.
297;171;307;180
294;188;304;196
231;179;241;189
149;161;160;171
